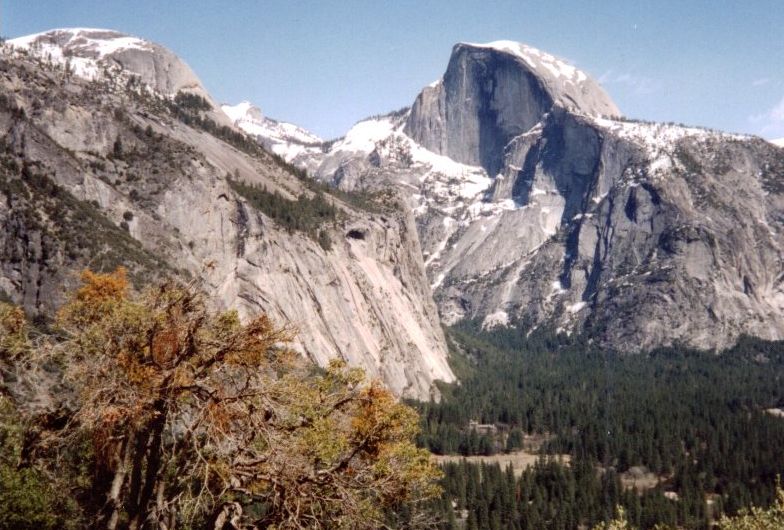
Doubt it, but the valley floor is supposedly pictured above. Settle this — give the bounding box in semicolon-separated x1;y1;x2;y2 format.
432;450;571;477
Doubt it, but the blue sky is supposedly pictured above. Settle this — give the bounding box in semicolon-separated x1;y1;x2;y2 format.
3;0;784;139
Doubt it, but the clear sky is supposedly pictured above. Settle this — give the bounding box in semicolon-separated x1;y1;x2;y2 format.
3;0;784;140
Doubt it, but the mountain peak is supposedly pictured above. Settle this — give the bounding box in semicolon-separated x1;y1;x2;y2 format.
451;40;620;118
457;40;588;84
7;27;211;100
403;39;620;174
9;28;152;58
221;100;323;164
223;100;265;124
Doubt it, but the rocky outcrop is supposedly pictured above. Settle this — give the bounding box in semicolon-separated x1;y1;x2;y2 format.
404;41;619;176
448;112;784;351
19;27;783;361
291;40;784;352
8;28;233;127
0;35;454;398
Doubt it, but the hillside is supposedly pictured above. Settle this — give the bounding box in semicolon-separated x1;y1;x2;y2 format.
260;41;784;352
0;29;454;399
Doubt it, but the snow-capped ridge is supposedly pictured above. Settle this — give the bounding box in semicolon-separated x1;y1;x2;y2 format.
222;101;265;125
460;40;588;85
9;27;152;57
594;117;751;144
770;138;784;148
8;28;211;99
222;100;323;163
8;27;233;128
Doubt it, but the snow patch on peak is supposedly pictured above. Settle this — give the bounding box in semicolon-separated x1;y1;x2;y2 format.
333;117;397;154
222;101;264;124
770;138;784;148
6;26;219;107
9;28;151;58
461;40;586;85
222;101;322;162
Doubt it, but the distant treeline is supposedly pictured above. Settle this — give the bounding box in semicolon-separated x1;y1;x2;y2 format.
413;324;784;529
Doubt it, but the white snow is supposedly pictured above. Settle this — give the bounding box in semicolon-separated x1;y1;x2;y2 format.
222;101;259;124
423;216;459;266
90;35;149;55
593;117;754;183
7;28;154;85
333;116;496;209
222;101;323;162
567;301;588;313
333;118;396;154
649;155;673;173
573;213;594;221
461;40;587;86
593;117;750;154
222;101;322;145
770;138;784;148
9;28;150;58
409;141;484;183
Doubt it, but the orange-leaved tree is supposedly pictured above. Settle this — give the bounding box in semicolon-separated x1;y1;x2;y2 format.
12;268;440;529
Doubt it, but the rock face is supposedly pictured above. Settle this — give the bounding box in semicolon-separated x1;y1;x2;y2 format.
404;42;619;176
0;31;454;398
8;27;784;385
276;40;784;352
9;28;232;126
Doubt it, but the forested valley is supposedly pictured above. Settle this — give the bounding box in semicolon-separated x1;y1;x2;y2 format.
413;324;784;529
2;272;784;529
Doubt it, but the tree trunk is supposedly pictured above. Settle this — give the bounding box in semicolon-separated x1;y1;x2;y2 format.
105;438;132;530
128;402;167;530
126;429;150;526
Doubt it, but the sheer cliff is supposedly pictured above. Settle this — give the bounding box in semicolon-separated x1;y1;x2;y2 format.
0;29;454;398
277;40;784;351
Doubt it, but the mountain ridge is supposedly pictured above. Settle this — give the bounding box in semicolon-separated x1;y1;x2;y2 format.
5;26;784;373
250;39;784;352
0;28;455;398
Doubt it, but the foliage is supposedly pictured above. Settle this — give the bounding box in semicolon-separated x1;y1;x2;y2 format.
717;481;784;530
589;483;784;530
5;269;440;529
0;395;82;529
173;91;212;112
0;303;29;361
415;325;784;529
228;178;338;245
592;507;634;530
